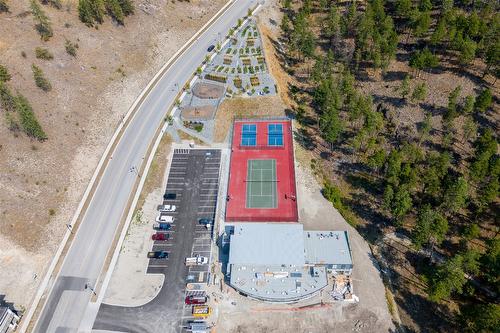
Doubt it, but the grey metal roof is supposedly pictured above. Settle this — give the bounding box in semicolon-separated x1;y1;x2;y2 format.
228;223;305;266
303;231;352;266
229;264;327;302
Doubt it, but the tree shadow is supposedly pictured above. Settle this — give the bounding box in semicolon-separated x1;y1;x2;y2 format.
383;70;408;82
293;127;317;151
372;94;406;108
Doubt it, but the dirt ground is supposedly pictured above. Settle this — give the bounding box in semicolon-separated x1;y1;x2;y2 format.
192;81;225;99
0;0;226;309
213;95;286;142
181;105;217;120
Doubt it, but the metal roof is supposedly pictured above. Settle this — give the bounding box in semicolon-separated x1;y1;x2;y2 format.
303;231;352;266
228;223;305;266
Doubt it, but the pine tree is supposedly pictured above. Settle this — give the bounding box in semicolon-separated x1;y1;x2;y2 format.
399;74;411;100
474;88;492;113
411;82;427;103
0;64;11;82
30;0;53;41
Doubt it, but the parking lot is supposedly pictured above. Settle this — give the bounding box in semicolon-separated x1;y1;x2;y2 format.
94;148;221;333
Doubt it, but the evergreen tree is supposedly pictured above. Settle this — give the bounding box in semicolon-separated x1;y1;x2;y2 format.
0;64;11;82
444;86;461;122
442;176;468;214
399;74;411;100
30;0;53;41
474;88;492;113
411;82;427;103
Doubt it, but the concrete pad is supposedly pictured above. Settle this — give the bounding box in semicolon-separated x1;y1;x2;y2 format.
102;189;164;307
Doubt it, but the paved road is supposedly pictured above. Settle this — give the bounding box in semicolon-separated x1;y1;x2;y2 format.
93;149;220;333
33;1;256;332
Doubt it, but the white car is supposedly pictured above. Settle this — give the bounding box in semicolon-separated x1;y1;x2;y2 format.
155;214;174;223
159;204;176;212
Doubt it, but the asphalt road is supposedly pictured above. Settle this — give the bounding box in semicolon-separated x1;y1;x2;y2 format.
32;1;256;332
93;149;220;333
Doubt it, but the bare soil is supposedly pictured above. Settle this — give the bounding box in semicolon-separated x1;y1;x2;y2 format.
192;81;225;99
213;95;286;142
181;105;217;120
0;0;226;309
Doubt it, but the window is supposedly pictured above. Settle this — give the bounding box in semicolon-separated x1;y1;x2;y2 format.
241;124;257;146
267;123;283;146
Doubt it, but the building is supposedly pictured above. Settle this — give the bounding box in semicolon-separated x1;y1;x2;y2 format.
226;223;353;303
225;118;298;222
0;305;20;333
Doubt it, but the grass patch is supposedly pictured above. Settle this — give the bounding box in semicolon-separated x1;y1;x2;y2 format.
35;47;53;60
65;39;78;57
385;287;396;317
32;64;51;91
322;179;358;227
135;133;172;215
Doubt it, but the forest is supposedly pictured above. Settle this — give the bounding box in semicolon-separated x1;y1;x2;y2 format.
278;0;498;331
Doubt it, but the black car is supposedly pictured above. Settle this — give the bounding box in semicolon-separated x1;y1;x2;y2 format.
207;45;215;52
163;192;177;200
198;218;214;225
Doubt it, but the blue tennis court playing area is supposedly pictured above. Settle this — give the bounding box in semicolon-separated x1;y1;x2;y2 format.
241;124;257;146
268;123;283;146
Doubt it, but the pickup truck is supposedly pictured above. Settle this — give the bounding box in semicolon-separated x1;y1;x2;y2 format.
147;251;168;259
156;214;174;223
192;305;211;318
152;232;170;241
185;256;209;266
153;222;171;230
158;204;176;212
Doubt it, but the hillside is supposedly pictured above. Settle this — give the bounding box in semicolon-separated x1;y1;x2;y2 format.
273;0;499;331
0;0;225;310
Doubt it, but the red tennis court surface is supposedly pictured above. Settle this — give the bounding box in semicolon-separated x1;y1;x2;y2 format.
225;119;298;222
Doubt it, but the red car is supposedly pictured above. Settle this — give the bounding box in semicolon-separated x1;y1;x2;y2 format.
185;295;207;305
152;233;170;241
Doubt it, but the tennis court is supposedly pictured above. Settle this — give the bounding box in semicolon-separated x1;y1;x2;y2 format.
246;159;277;208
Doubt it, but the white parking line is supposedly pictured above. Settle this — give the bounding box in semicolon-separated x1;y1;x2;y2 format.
148;265;168;268
165;188;184;191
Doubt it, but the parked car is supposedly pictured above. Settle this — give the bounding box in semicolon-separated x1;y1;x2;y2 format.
185;295;207;305
153;222;171;230
207;45;215;52
163;192;177;200
185;256;208;266
198;218;214;225
147;251;169;259
159;204;176;212
152;233;170;241
156;214;174;223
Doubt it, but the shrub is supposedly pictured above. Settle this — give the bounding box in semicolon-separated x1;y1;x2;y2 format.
21;51;27;58
0;81;16;112
30;0;53;41
41;0;62;9
0;0;9;13
194;123;203;132
65;39;78;57
15;94;47;140
32;64;52;91
35;47;53;60
0;64;11;82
